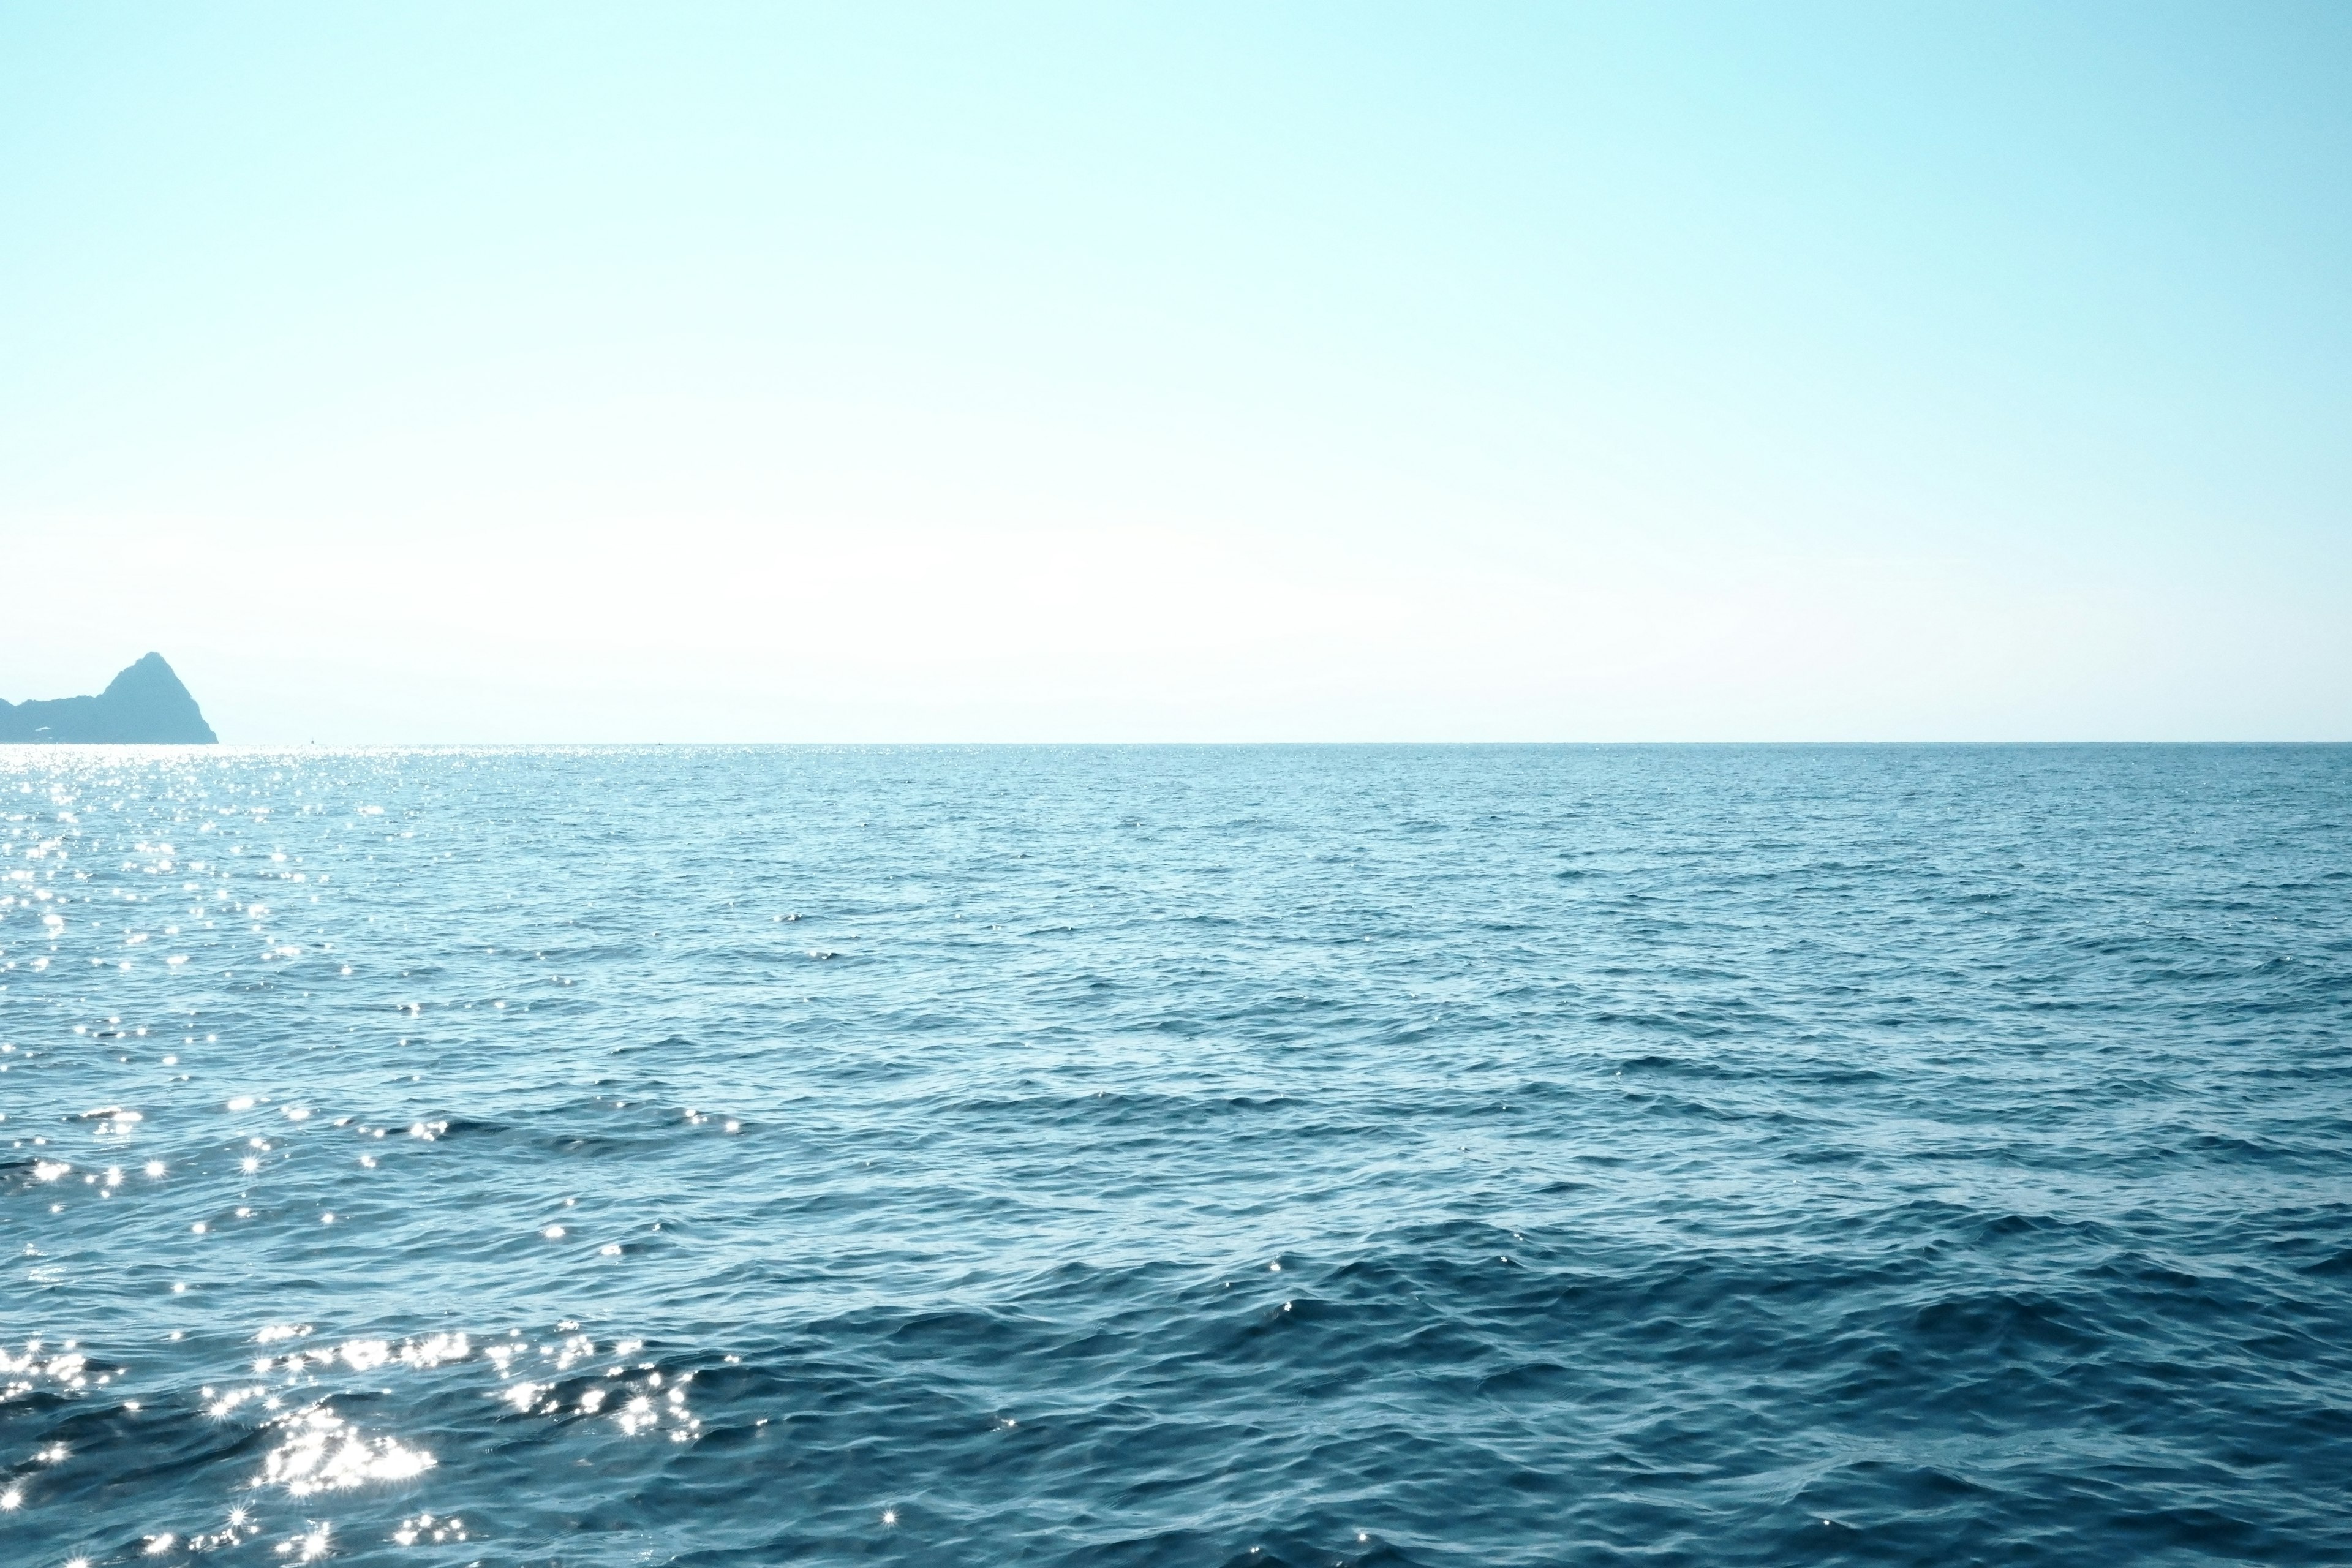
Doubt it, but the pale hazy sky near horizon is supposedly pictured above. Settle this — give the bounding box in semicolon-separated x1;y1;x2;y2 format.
3;2;2347;742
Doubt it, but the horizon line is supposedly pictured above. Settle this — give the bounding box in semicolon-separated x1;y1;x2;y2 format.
7;737;2349;751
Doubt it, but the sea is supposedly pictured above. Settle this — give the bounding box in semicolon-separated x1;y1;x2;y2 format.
2;744;2347;1567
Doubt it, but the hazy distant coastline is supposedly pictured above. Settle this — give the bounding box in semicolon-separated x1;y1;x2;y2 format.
0;652;217;743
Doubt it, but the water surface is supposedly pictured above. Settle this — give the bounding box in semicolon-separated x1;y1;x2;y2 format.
3;745;2348;1565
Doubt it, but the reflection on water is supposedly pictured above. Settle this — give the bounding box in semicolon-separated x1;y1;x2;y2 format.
7;1305;707;1558
255;1405;435;1497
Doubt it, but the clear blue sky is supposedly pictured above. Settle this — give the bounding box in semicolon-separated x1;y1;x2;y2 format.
3;2;2346;741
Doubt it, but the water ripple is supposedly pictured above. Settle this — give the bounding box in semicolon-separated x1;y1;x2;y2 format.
1;744;2348;1564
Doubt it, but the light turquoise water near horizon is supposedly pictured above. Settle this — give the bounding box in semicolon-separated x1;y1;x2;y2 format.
3;745;2349;1566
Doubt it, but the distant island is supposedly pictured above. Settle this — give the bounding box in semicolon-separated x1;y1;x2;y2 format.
0;653;217;743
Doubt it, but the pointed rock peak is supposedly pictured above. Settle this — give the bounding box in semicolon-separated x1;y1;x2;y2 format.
104;652;197;701
2;654;217;744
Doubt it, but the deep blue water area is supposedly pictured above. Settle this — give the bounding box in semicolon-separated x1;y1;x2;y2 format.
2;744;2348;1566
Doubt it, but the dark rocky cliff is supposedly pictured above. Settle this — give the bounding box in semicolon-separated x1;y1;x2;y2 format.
0;653;218;742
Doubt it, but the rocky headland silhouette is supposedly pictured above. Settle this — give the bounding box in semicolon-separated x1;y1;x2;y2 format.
0;653;217;742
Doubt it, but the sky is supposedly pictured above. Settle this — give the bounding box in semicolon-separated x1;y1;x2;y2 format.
2;2;2347;742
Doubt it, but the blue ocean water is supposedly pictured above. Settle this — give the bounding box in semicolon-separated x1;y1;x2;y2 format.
2;744;2348;1567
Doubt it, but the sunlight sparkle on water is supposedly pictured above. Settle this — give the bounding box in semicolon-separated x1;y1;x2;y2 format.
257;1407;435;1496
